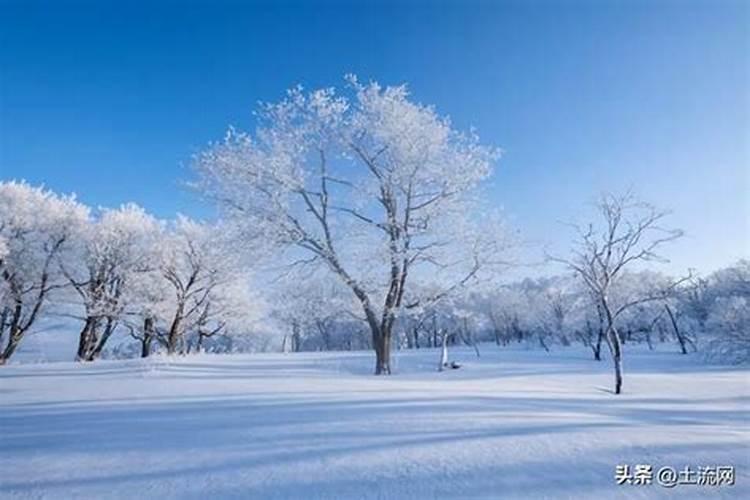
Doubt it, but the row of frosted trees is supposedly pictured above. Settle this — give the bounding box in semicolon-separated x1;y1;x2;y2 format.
276;262;749;364
1;178;746;389
0;182;261;364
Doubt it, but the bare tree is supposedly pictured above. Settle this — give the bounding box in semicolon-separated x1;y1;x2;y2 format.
550;192;685;394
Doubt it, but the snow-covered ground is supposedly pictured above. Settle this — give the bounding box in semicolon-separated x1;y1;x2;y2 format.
1;345;748;499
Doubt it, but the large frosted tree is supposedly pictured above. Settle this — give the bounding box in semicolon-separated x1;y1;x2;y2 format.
196;77;503;374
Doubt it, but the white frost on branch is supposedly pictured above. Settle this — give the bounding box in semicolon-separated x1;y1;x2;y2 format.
195;76;510;374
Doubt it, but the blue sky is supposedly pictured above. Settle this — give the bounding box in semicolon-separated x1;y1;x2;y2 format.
0;0;747;275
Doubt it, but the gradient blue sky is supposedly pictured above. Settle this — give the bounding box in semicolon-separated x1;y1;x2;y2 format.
1;0;747;275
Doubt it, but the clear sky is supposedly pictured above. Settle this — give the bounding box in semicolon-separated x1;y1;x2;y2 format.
1;0;747;276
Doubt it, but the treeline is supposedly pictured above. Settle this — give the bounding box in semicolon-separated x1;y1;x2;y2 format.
1;180;747;372
276;264;750;365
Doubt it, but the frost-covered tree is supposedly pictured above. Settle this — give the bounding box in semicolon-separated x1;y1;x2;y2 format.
157;217;247;355
477;285;528;346
625;271;694;353
602;271;659;348
121;256;170;358
677;276;712;338
702;260;750;363
569;289;607;360
185;273;262;353
705;295;750;363
270;271;364;353
514;277;578;351
61;204;162;361
196;76;506;374
551;193;685;394
0;181;89;364
539;277;577;347
433;294;482;368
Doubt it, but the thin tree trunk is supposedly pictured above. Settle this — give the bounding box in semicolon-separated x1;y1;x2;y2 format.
405;328;414;349
0;325;21;365
141;317;154;358
492;321;502;346
291;321;301;353
472;337;481;358
538;334;550;352
593;303;606;361
602;300;623;394
594;326;604;361
317;320;331;351
0;335;21;364
609;326;623;394
0;304;24;365
0;307;8;346
664;304;692;354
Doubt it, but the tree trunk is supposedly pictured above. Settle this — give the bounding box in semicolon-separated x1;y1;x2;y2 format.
317;320;331;351
609;326;623;394
602;300;623;394
76;316;98;361
405;328;414;349
593;326;604;361
140;317;154;358
471;337;481;358
0;304;24;365
538;335;550;352
493;326;501;346
431;316;438;348
593;303;606;361
664;304;692;354
141;334;152;358
87;318;116;361
166;307;183;355
291;321;301;353
0;325;22;365
373;326;392;375
0;307;8;346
